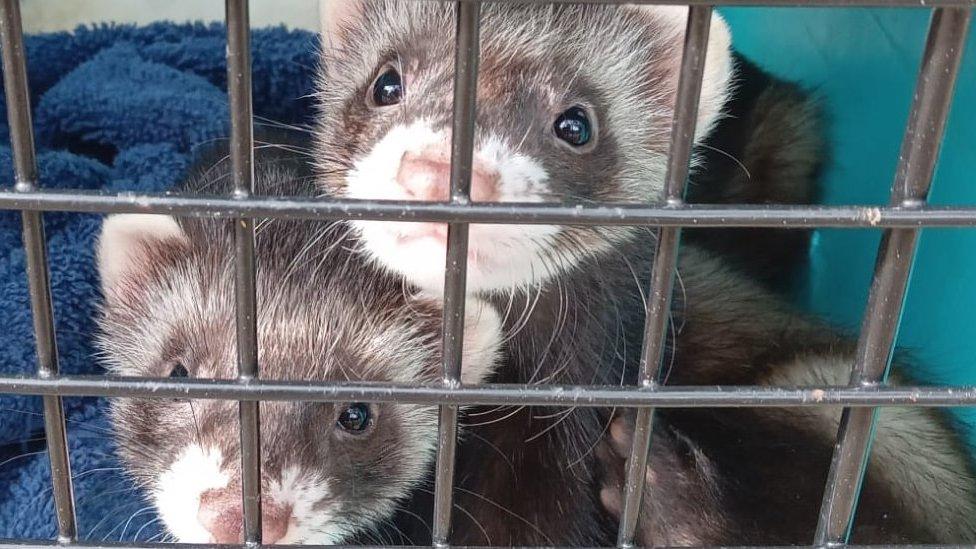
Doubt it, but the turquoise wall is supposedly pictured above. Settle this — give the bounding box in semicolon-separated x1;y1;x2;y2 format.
721;8;976;433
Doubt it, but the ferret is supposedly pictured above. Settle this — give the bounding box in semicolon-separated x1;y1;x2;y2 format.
94;141;504;545
314;0;823;296
595;244;976;545
313;0;976;545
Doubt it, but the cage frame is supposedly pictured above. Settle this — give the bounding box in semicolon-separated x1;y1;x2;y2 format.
0;0;973;547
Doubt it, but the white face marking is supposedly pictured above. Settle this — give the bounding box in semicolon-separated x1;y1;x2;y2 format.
345;120;444;203
344;120;571;293
269;466;337;544
154;444;228;543
154;447;343;545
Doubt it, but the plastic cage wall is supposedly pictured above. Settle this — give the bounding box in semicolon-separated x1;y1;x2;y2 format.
0;0;973;547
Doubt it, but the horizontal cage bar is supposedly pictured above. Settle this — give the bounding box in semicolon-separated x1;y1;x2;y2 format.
3;189;976;227
1;374;975;407
1;541;972;549
461;0;976;5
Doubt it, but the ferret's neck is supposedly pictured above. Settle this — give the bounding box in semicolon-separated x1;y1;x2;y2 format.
448;239;651;545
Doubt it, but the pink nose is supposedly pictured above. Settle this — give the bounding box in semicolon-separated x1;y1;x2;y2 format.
396;151;499;202
198;489;292;544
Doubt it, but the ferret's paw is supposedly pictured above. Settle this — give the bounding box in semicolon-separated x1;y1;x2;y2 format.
597;412;663;548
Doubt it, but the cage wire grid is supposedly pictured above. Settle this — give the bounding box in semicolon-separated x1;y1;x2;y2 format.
0;0;973;547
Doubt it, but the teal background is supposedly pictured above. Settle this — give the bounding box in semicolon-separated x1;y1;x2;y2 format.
720;8;976;435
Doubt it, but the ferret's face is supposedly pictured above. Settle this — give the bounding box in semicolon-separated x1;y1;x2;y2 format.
315;0;732;293
94;215;501;544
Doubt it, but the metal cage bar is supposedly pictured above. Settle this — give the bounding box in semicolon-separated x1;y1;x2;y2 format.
431;1;482;545
467;0;974;5
616;5;713;546
0;0;78;541
225;0;263;544
4;542;975;549
7;190;976;227
814;7;972;545
3;374;976;407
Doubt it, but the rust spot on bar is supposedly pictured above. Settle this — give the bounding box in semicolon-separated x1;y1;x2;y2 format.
859;207;883;226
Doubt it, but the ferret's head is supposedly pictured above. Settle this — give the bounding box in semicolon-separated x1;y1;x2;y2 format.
94;214;501;544
314;0;732;293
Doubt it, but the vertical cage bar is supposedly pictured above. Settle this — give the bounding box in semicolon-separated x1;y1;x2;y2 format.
616;7;714;547
226;0;262;544
431;1;481;546
0;0;77;541
814;7;971;545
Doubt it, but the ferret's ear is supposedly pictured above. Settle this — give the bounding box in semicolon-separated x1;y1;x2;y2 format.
626;5;734;140
319;0;365;49
459;297;503;385
97;214;188;297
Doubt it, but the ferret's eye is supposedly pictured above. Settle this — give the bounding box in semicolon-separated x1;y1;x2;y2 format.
553;106;592;147
371;68;403;107
169;363;189;378
336;403;372;434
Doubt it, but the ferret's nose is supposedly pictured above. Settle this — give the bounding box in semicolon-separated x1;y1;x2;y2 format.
199;489;292;544
260;502;291;544
197;490;242;544
396;151;499;202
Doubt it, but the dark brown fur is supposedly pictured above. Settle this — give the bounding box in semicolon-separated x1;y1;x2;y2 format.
685;53;826;294
594;245;975;546
402;239;974;546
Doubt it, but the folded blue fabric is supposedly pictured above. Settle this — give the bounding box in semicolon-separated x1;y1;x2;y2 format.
0;22;316;541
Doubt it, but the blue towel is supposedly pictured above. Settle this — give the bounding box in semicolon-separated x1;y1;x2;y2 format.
0;22;317;541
